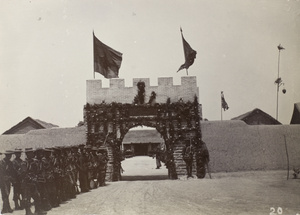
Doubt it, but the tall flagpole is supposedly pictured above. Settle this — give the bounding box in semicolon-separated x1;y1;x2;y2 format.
93;31;95;79
221;94;223;121
283;135;289;180
221;108;223;121
276;46;280;120
275;44;285;120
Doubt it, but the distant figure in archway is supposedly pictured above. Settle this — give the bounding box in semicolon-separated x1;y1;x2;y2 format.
153;147;162;169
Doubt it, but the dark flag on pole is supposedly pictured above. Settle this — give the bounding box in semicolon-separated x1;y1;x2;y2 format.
221;91;229;111
177;28;197;73
93;32;123;79
277;44;285;51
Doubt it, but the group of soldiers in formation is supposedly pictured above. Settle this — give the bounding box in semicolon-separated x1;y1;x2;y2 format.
0;144;108;215
0;140;209;214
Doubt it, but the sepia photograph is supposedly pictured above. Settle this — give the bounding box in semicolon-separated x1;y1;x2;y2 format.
0;0;300;214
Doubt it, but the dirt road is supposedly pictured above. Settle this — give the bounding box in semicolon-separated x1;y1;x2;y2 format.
8;156;300;215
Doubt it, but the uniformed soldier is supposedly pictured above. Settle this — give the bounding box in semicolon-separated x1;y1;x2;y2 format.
165;148;176;179
59;147;68;201
64;146;76;199
195;140;210;179
35;148;52;211
112;145;123;181
71;146;80;194
182;141;194;178
12;148;24;210
153;146;162;169
97;147;108;186
0;150;15;214
78;145;89;192
21;148;43;215
52;147;63;205
43;148;57;208
90;147;99;188
85;145;93;186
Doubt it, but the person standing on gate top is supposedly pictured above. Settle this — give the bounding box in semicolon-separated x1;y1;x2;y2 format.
182;141;194;178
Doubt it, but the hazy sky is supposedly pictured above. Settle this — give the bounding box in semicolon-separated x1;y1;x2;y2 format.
1;0;299;134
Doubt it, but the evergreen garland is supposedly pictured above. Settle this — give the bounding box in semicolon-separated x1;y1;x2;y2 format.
84;95;202;180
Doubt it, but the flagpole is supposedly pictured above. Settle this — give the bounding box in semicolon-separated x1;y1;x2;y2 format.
93;31;95;79
276;47;280;120
276;45;282;120
283;135;289;180
221;103;223;121
275;44;287;121
221;109;223;121
221;92;223;120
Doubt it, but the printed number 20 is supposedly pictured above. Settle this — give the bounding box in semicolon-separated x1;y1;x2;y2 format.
270;207;283;215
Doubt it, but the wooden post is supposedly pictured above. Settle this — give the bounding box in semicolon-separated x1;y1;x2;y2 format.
284;135;289;180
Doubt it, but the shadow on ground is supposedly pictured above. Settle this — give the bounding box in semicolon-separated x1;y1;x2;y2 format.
121;175;169;181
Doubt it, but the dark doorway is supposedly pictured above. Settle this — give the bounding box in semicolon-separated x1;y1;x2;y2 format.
134;144;147;155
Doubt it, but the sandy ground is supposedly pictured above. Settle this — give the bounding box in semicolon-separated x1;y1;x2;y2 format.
5;156;300;215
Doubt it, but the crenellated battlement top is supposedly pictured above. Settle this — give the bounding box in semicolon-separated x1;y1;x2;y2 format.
86;76;199;104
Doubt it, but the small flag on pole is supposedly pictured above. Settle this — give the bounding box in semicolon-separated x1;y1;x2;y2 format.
221;91;229;111
93;32;123;79
177;28;197;73
277;44;285;51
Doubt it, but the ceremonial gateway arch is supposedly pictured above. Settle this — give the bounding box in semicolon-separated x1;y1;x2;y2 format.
84;76;203;181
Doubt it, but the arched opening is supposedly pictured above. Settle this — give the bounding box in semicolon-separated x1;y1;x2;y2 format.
84;95;203;181
121;126;169;180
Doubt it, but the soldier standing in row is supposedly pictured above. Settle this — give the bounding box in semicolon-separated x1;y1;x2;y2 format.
12;148;24;210
71;146;80;194
52;147;63;205
21;148;43;215
64;147;77;198
0;150;14;214
78;145;89;192
36;148;52;211
44;148;58;208
85;145;93;189
89;147;99;188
